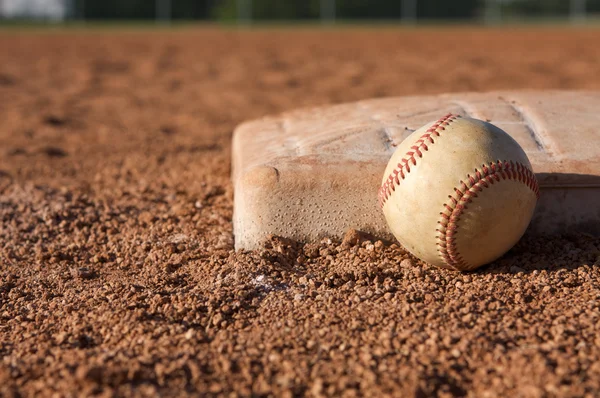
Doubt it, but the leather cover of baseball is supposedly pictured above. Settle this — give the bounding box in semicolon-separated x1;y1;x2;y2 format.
378;114;539;271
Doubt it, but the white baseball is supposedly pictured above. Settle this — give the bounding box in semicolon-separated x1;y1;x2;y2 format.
378;114;539;271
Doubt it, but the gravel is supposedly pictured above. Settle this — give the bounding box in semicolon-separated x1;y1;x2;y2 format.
1;27;600;397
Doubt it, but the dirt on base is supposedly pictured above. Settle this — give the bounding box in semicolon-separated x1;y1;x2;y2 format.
1;26;600;397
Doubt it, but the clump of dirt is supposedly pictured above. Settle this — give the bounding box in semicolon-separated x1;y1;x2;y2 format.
1;27;600;397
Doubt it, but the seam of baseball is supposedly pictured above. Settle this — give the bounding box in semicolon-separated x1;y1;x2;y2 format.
436;160;540;270
378;113;461;208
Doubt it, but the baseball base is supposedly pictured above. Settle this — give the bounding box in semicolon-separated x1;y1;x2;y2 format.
379;114;539;271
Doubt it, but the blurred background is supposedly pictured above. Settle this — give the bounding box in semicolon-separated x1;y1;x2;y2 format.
1;0;598;199
0;0;596;25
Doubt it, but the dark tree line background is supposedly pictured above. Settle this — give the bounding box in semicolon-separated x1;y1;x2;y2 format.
77;0;600;20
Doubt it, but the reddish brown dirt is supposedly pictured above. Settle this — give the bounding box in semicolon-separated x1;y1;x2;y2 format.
1;26;600;397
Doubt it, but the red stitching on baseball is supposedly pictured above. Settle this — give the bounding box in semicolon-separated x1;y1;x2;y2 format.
435;160;540;270
378;114;461;208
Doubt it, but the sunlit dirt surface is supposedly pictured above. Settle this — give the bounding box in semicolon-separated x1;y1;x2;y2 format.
1;26;599;396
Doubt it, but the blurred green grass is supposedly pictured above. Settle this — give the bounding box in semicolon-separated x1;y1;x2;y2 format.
1;16;599;33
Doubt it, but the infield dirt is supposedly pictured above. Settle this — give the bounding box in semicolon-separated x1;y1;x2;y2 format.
1;26;600;397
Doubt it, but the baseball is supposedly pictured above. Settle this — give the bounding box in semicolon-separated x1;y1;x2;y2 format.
378;114;539;271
